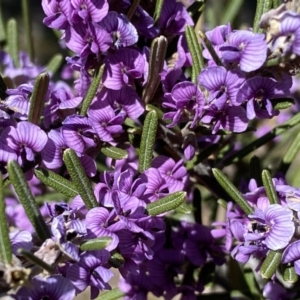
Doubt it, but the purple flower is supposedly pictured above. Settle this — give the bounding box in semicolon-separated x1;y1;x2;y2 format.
65;21;112;57
163;81;205;127
198;66;245;109
62;115;96;154
99;12;138;49
9;230;33;255
219;30;267;72
103;48;145;90
151;156;187;191
0;121;48;166
42;0;72;30
5;83;34;119
71;0;109;23
66;250;113;299
236;76;292;119
104;86;144;120
85;207;120;251
201;105;248;133
247;204;294;251
159;0;194;36
282;240;300;275
17;275;76;300
88;100;125;144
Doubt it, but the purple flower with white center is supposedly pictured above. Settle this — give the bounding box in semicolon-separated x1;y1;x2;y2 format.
85;207;119;251
236;76;292;119
201;105;248;133
42;0;72;30
17;275;76;300
219;30;267;72
65;21;112;57
99;12;138;49
0;121;48;166
198;66;245;109
9;230;33;255
104;86;144;119
163;81;205;127
246;204;294;251
151;156;187;191
71;0;109;23
66;250;113;299
282;240;300;275
142;168;171;202
88;101;125;144
159;0;194;36
270;11;300;56
62;114;96;154
102;48;145;90
5;83;34;119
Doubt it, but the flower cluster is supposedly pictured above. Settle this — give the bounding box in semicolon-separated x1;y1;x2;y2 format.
1;0;300;299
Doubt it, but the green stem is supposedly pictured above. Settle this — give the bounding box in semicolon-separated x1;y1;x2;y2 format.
21;0;34;61
7;19;19;68
253;0;272;32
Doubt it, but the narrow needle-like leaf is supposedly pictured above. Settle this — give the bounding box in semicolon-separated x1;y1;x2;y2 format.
7;19;19;68
80;237;112;251
262;170;278;204
63;149;98;209
34;168;78;198
7;161;50;241
260;250;282;279
212;168;253;215
146;191;186;216
0;174;12;264
101;146;128;160
80;65;104;116
138;110;158;173
28;73;50;125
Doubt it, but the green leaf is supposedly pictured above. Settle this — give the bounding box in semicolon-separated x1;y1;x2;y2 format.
199;30;223;67
7;18;19;68
142;36;167;103
153;0;164;22
0;174;12;264
221;111;300;167
18;249;55;273
221;0;244;24
63;149;98;209
101;146;128;160
7;160;50;241
46;54;63;75
260;250;282;279
243;268;263;300
138;110;158;173
273;98;295;110
0;4;6;43
109;252;125;268
80;237;112;251
34;168;78;198
21;0;34;61
146;191;186;216
212;168;253;215
175;202;192;214
185;26;204;83
280;130;300;173
28;73;50;125
262;169;278;204
283;265;298;283
80;64;104;116
249;156;262;186
96;288;124;300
